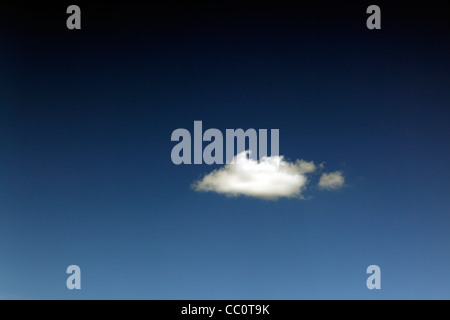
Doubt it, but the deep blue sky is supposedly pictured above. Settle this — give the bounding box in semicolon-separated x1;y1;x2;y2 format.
0;2;449;299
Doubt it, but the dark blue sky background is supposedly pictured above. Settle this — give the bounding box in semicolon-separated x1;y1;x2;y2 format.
0;1;449;299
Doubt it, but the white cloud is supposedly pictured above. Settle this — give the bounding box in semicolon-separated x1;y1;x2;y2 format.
318;171;345;190
192;151;317;200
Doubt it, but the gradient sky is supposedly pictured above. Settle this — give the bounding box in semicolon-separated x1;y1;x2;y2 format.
0;2;449;299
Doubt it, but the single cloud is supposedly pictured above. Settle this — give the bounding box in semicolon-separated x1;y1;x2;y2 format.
318;171;345;190
192;151;317;200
